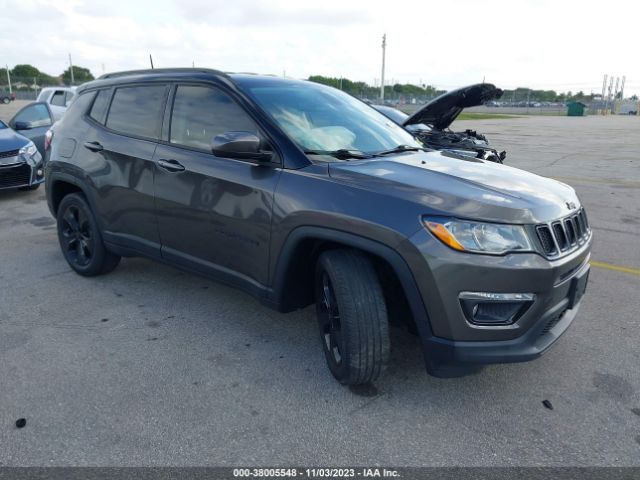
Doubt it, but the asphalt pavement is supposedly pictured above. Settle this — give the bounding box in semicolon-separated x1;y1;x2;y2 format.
0;110;639;466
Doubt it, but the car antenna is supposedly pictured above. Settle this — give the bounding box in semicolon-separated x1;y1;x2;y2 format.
149;54;154;69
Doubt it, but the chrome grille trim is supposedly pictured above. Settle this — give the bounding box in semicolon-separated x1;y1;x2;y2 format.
536;208;591;259
0;149;20;159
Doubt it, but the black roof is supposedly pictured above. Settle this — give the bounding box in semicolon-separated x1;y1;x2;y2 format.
80;68;307;93
98;67;227;80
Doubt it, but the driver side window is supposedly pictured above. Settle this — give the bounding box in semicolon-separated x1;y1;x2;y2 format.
169;85;258;152
13;104;52;128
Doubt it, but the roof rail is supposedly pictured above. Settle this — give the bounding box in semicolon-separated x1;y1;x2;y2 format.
98;67;227;80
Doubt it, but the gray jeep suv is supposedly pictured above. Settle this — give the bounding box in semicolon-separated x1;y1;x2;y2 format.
45;69;591;384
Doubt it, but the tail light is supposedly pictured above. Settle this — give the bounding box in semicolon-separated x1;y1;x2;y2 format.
44;129;53;151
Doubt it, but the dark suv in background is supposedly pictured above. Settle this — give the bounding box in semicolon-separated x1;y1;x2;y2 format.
45;69;591;384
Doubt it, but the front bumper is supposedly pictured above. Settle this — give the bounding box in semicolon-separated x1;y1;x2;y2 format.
0;155;45;190
398;228;592;376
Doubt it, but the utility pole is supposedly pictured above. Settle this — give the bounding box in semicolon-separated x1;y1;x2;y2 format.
620;76;626;100
68;53;75;84
5;65;11;94
606;76;614;113
380;33;386;102
601;74;608;114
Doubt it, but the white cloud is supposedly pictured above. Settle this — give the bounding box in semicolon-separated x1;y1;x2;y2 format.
0;0;638;95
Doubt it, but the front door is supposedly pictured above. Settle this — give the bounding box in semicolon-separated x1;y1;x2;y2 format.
9;102;54;155
154;84;281;287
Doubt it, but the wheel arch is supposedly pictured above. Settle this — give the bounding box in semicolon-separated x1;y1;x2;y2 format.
47;173;95;217
269;226;434;339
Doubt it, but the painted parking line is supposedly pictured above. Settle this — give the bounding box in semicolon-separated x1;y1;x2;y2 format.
590;260;640;276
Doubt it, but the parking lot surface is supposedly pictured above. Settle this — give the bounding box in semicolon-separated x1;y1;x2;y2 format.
1;111;639;466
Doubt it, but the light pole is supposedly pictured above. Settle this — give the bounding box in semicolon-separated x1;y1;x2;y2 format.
68;53;75;84
5;65;11;94
380;34;386;102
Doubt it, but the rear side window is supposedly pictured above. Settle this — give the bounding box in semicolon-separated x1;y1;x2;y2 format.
89;89;112;124
106;85;166;139
50;90;66;107
169;85;258;151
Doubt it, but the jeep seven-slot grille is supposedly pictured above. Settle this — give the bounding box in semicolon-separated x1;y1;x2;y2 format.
0;149;19;159
536;208;590;257
0;163;31;188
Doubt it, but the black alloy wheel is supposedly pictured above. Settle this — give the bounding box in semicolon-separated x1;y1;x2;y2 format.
56;193;120;276
60;204;94;268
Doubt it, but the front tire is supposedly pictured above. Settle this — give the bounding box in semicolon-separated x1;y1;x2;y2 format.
56;193;121;276
315;249;390;385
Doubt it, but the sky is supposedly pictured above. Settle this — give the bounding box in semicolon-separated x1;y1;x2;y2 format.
1;0;639;96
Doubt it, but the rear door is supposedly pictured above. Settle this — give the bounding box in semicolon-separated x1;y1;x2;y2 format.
84;84;169;257
153;83;281;287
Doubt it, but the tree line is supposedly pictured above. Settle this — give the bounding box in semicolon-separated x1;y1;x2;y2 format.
1;66;628;102
308;76;615;103
0;64;95;89
308;75;445;100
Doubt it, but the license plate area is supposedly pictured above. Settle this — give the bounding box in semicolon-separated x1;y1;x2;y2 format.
568;266;589;309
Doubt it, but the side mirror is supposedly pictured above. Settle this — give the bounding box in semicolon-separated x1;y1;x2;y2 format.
14;121;33;131
211;131;273;162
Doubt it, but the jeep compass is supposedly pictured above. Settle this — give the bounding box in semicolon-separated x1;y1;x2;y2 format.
45;69;591;384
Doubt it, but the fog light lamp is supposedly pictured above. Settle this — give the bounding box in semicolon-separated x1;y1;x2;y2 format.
459;292;534;327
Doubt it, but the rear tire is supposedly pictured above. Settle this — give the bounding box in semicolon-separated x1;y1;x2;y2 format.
315;249;390;385
56;193;121;276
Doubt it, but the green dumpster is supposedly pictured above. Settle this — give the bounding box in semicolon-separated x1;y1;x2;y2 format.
567;101;587;116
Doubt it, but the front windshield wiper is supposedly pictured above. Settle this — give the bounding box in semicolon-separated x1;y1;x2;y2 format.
303;149;373;160
373;145;426;156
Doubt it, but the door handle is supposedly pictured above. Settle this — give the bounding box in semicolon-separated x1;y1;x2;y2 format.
83;141;103;152
157;159;185;172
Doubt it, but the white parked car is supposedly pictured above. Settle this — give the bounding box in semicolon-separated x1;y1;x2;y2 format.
36;87;77;118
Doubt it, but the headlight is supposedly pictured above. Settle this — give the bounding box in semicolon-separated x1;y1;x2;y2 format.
424;217;533;255
19;141;38;157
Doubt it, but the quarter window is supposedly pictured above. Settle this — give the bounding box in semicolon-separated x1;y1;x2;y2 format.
106;85;166;139
170;85;258;151
89;89;112;124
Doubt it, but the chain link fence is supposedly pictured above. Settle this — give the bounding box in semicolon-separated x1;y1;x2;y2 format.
0;76;70;101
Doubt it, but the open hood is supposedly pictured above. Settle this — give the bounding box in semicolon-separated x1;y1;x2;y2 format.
403;83;503;130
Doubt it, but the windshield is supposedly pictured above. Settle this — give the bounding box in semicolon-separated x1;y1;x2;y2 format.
0;120;7;129
373;105;409;125
245;82;422;155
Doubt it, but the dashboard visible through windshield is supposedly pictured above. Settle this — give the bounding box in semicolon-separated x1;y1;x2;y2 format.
244;82;423;158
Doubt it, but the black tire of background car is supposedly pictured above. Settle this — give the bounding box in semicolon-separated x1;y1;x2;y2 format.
1;97;10;104
315;249;390;385
56;193;121;276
